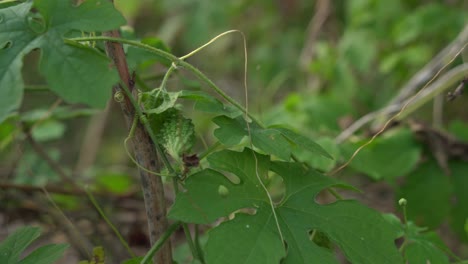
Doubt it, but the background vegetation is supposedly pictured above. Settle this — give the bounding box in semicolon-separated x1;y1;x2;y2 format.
1;0;468;263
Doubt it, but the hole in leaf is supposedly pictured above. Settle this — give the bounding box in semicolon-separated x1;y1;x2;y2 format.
218;185;229;197
334;244;351;264
309;229;334;251
394;236;405;248
1;41;12;50
26;13;46;34
314;188;338;205
228;208;257;221
223;172;240;184
236;207;257;216
268;172;285;204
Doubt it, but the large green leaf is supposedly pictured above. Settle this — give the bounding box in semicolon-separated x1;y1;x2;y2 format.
0;2;34;123
179;90;242;118
0;0;126;123
169;149;403;264
342;128;421;180
273;161;402;264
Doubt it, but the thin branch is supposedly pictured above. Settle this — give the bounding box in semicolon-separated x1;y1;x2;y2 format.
39;191;94;260
74;101;112;175
299;0;330;70
432;93;444;129
390;24;468;106
0;181;139;198
335;25;468;143
25;131;79;189
336;64;468;143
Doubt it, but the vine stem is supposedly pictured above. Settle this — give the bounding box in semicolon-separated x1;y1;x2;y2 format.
67;36;261;125
70;34;293;249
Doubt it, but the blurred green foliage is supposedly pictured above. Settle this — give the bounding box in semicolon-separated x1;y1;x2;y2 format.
2;0;468;262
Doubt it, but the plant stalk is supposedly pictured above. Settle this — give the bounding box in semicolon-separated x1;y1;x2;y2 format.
103;29;173;263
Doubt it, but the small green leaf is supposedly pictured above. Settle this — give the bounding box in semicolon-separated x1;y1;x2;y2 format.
272;126;332;159
250;127;291;160
18;244;69;264
0;117;17;150
213;116;292;160
179;90;242;118
15;149;60;186
95;172;134;194
31;120;66;142
141;89;181;114
0;226;41;263
212;115;247;146
121;256;144;264
51;194;81;210
298;137;339;172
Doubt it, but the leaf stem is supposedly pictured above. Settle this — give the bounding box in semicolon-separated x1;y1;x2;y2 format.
198;141;221;161
24;84;49;91
194;225;205;263
182;223;203;263
140;221;182;264
171;173;204;263
160;64;176;90
85;188;135;258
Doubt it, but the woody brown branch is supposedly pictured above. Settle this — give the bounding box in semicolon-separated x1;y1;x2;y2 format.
103;29;173;264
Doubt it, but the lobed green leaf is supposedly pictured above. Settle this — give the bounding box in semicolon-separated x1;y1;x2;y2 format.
0;0;126;123
169;149;403;264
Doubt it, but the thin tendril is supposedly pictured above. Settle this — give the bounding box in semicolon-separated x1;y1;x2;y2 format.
237;30;285;247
